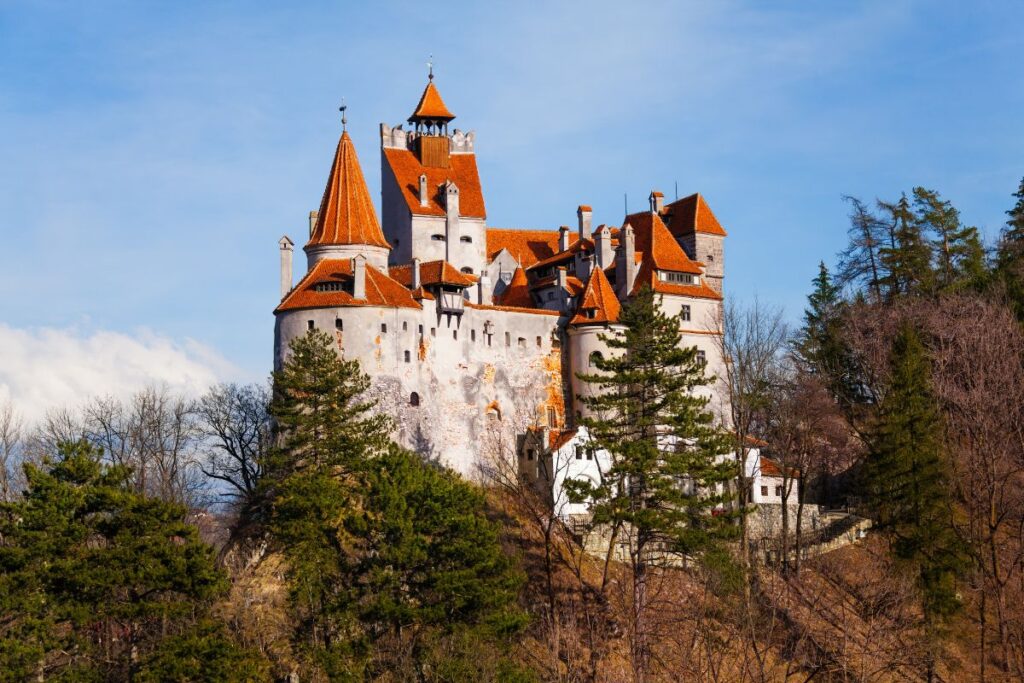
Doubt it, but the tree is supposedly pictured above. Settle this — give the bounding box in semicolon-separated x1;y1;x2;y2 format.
0;441;265;681
574;285;736;682
878;194;935;299
861;324;966;681
0;399;22;502
836;196;885;299
196;382;271;512
912;186;986;293
995;177;1024;319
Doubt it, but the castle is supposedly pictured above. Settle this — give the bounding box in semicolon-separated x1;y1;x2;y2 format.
273;73;730;479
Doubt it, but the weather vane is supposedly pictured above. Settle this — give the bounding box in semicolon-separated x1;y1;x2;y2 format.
339;98;347;131
427;54;434;81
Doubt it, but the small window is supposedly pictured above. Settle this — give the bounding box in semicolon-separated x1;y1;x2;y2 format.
586;450;593;461
453;329;458;340
526;449;535;461
760;486;768;497
307;320;315;330
461;266;474;274
471;329;477;342
547;407;557;426
402;321;408;331
404;350;411;363
505;332;511;347
335;319;343;330
696;350;707;366
585;309;596;319
431;327;436;337
547;292;555;301
460;235;472;243
381;323;387;334
681;305;691;322
418;324;424;335
410;392;420;407
575;446;583;460
431;234;446;241
706;254;714;261
775;486;783;497
536;336;542;347
518;337;526;348
589;351;603;367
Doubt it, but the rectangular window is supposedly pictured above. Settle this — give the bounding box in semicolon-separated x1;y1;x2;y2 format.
335;319;343;330
460;235;472;243
775;485;783;497
547;406;557;426
418;324;424;335
575;446;583;460
453;329;458;340
536;336;542;347
681;304;691;321
402;321;408;331
526;449;535;461
505;332;511;347
760;486;768;497
431;327;436;337
381;323;387;333
307;320;315;330
586;450;593;461
518;337;526;348
696;350;707;366
404;350;410;363
471;329;476;342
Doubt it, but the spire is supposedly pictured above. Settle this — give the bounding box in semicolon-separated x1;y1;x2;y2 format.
307;128;389;249
339;98;347;131
570;267;621;326
409;78;455;123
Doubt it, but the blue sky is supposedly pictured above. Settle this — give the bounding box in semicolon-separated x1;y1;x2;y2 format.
1;0;1022;419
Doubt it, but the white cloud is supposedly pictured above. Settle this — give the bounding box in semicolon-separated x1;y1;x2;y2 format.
0;324;239;426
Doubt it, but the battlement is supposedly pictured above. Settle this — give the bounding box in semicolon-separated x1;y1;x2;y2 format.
380;123;475;154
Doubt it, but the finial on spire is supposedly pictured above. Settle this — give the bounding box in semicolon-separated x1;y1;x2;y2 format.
427;54;434;81
339;98;347;131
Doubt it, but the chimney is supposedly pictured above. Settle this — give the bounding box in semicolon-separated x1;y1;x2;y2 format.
558;225;571;252
279;235;294;298
477;272;492;305
352;255;367;300
557;267;569;311
577;205;592;240
649;190;664;214
444;181;460;262
595;225;613;269
418;173;428;207
620;223;637;298
411;258;421;290
308;211;318;237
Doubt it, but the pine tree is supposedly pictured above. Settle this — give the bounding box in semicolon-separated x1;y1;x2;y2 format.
995;177;1024;318
837;196;885;299
912;187;986;292
878;194;935;299
862;325;966;679
572;285;735;681
0;441;265;681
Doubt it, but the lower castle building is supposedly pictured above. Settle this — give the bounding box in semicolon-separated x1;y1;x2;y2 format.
273;73;729;477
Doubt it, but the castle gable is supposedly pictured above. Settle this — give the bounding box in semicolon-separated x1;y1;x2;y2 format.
276;258;420;312
382;147;486;219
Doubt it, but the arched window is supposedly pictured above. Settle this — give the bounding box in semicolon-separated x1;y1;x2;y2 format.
410;392;420;407
589;351;603;367
461;266;474;274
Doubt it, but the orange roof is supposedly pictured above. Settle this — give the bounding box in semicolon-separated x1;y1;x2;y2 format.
389;260;476;288
465;302;560;316
308;132;390;249
529;272;584;296
662;193;727;238
760;456;799;479
275;259;420;313
382;147;485;218
409;80;455;121
570;267;621;325
496;266;534;308
626;211;703;275
486;228;561;267
549;428;578;451
632;260;723;300
528;238;594;271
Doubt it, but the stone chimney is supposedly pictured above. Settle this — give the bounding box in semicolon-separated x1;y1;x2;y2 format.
619;223;638;298
418;173;428;207
444;181;460;262
308;211;318;238
556;267;569;311
411;257;421;290
577;205;592;241
477;272;492;305
352;255;367;300
595;225;613;269
649;190;664;214
279;235;294;298
558;225;571;252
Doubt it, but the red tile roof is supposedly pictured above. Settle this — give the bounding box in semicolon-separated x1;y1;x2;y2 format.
495;266;534;308
409;80;455;121
389;260;477;288
383;147;485;218
632;260;723;300
662;193;727;238
549;428;578;451
486;228;561;267
308;132;390;249
570;267;621;325
275;259;420;313
527;238;594;271
625;211;703;275
760;456;799;479
528;272;584;296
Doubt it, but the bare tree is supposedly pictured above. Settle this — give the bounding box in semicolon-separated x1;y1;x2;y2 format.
195;382;271;511
0;399;23;501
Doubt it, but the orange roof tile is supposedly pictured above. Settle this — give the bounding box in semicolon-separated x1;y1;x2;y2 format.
527;238;594;271
495;266;534;308
307;132;390;249
662;193;727;238
275;259;420;313
549;429;578;451
631;260;723;300
486;228;561;267
389;260;476;288
465;302;560;316
760;456;799;479
383;147;485;218
528;272;584;295
570;267;621;325
625;211;703;275
409;80;455;121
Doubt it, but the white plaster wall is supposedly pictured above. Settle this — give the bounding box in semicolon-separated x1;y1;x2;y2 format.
567;325;623;420
380;157;413;265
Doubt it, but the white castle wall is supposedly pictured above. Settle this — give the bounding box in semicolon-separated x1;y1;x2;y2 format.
275;304;565;476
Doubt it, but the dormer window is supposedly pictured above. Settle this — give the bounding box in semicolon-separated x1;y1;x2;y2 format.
660;271;696;285
313;281;351;293
584;308;597;319
460;236;472;243
431;234;446;242
461;267;474;274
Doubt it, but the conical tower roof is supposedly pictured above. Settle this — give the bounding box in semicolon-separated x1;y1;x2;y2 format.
307;131;390;249
408;80;455;122
570;267;621;325
496;266;534;308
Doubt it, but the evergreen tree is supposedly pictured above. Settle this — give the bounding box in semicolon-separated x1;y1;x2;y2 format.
0;441;265;682
995;177;1024;318
878;194;935;299
862;325;966;679
912;186;986;292
836;196;885;299
572;285;735;681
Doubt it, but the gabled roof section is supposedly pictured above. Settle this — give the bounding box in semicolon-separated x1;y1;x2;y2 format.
389;260;477;288
662;193;727;238
383;148;485;218
409;80;455;122
625;211;703;275
571;267;621;326
495;266;534;308
486;228;561;267
632;259;723;300
527;238;593;271
308;132;390;249
275;259;420;313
